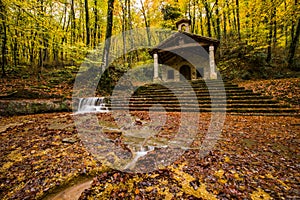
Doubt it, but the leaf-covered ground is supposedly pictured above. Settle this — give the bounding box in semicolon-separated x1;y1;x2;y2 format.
0;68;75;100
237;78;300;108
0;113;104;200
0;112;299;199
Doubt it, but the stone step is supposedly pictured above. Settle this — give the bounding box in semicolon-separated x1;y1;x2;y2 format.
109;106;298;114
110;103;290;109
111;99;279;105
112;95;272;101
136;90;254;96
108;80;299;115
136;89;251;94
130;93;268;98
139;85;240;90
138;87;246;91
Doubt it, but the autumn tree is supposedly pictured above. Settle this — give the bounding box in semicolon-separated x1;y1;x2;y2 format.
0;0;7;77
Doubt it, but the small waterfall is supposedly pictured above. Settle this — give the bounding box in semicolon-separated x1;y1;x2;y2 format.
124;145;155;170
77;97;109;113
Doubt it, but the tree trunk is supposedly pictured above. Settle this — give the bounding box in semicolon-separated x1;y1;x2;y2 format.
226;0;232;34
273;7;277;49
127;0;135;67
93;0;98;48
236;0;241;40
284;0;288;48
38;0;45;80
192;0;196;33
199;10;204;36
102;0;115;72
215;0;221;40
84;0;90;46
202;0;212;37
266;5;276;64
223;5;227;39
71;0;76;44
140;0;151;46
288;17;300;69
121;0;127;65
0;0;7;77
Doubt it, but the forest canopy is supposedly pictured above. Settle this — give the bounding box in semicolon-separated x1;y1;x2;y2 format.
0;0;299;79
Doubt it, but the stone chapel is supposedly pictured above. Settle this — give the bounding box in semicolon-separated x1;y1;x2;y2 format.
150;19;220;81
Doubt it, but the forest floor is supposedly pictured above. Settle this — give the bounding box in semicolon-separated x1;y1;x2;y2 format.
0;112;299;199
0;75;299;199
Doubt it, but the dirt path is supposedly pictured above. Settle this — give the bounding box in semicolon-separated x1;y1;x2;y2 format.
44;179;93;200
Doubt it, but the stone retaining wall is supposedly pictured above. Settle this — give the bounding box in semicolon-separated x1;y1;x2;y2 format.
0;99;71;116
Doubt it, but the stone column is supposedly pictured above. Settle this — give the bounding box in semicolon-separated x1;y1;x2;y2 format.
203;65;210;80
153;53;159;81
209;45;217;79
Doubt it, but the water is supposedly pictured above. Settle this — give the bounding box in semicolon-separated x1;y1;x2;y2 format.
77;97;109;113
124;145;155;170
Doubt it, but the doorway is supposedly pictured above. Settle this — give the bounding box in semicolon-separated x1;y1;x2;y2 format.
180;65;191;80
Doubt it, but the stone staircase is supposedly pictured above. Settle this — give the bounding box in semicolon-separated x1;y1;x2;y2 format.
109;80;299;116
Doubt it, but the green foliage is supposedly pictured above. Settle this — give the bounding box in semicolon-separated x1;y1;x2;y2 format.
161;4;183;30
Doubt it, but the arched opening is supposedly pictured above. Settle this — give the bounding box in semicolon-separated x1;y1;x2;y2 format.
180;65;191;80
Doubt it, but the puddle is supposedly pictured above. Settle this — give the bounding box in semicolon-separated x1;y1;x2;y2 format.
43;178;93;200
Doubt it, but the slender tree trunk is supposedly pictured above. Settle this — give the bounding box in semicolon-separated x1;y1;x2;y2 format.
140;0;151;46
188;0;196;33
101;0;115;94
215;0;221;40
284;0;288;48
60;1;67;63
121;0;127;65
233;3;237;34
127;0;135;67
226;0;232;34
236;0;241;40
102;0;115;71
38;0;45;79
202;0;212;37
93;0;98;48
223;6;227;40
30;30;36;65
12;12;20;68
13;30;18;67
84;0;90;46
71;0;76;44
192;0;196;33
288;17;300;69
273;7;277;49
199;10;204;35
0;0;7;77
266;5;276;64
79;1;84;43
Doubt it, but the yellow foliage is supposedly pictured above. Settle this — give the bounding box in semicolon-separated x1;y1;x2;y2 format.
7;150;23;162
250;188;271;200
169;165;217;199
214;169;225;179
1;150;24;172
232;171;243;181
1;162;14;172
218;179;227;184
224;156;230;163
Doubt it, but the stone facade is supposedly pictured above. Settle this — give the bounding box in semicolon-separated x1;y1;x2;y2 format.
151;19;220;82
